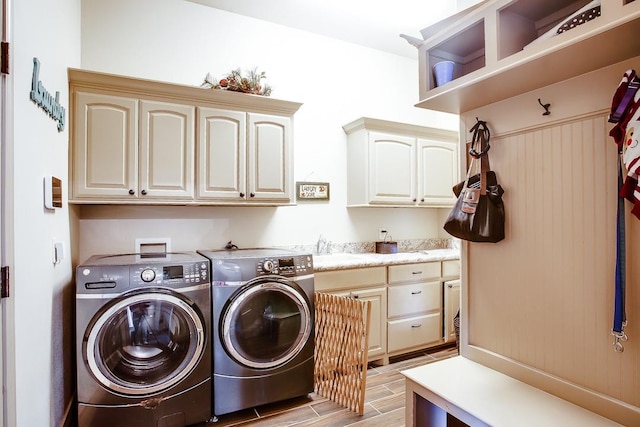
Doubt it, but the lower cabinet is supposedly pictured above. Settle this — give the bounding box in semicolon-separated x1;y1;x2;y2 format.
331;287;387;360
444;279;461;344
315;259;460;365
314;267;388;363
388;313;442;353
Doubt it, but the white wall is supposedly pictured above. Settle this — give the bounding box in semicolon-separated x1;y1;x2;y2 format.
78;0;458;260
11;0;80;425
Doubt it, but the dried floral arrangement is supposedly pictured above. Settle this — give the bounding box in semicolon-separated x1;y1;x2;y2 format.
201;67;272;96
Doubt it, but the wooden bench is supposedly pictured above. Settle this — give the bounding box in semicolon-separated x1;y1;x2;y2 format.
402;356;622;426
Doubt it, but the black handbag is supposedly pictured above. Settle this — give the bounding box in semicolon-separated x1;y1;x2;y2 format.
444;121;505;243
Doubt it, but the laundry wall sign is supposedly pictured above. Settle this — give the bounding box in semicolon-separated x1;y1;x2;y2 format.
30;57;66;132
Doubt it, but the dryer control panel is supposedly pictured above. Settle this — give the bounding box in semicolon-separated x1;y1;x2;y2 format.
257;254;313;277
132;261;209;287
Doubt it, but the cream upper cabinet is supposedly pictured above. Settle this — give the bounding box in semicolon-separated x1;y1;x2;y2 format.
198;109;293;203
343;117;458;207
69;68;301;205
417;139;458;206
72;93;195;202
247;113;293;203
139;100;195;200
72;92;138;200
368;131;416;205
198;108;247;201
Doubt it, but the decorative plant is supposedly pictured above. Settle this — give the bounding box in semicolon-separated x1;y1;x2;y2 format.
201;67;272;96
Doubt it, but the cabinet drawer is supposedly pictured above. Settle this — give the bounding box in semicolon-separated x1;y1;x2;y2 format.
388;312;442;353
442;259;460;278
388;281;441;318
314;267;386;292
388;262;441;284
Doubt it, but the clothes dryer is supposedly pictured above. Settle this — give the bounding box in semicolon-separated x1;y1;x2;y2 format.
75;252;212;427
197;248;314;417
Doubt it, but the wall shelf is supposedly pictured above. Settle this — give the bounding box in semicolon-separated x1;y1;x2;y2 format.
416;0;640;113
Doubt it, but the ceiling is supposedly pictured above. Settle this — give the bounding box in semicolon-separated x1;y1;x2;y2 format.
187;0;484;59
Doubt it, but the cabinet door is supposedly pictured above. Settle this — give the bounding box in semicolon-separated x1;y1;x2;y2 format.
368;132;416;204
72;92;138;199
139;101;195;200
332;287;387;359
444;280;461;343
247;113;293;202
197;107;246;201
417;139;458;206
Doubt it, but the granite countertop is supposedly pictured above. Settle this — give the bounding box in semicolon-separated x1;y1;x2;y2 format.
312;248;460;271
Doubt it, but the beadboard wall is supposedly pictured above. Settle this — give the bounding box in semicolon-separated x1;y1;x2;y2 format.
459;57;640;425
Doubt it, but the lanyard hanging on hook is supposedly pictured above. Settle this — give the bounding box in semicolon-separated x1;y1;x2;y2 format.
608;69;640;352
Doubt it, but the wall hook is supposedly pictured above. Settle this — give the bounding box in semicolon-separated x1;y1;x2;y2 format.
538;98;551;116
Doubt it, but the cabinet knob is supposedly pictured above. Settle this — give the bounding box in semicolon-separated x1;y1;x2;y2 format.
413;198;417;202
250;192;255;198
239;192;245;198
448;283;453;288
141;189;147;196
421;198;425;202
352;294;359;299
128;189;135;195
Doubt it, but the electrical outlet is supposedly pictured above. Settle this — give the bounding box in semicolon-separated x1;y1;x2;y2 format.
378;228;388;240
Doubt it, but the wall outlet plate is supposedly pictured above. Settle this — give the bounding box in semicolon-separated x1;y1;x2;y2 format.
378;228;388;240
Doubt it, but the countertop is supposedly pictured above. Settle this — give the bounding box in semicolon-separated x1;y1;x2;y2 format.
312;248;460;272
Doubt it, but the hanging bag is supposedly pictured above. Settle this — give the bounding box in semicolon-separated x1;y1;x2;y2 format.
444;120;505;243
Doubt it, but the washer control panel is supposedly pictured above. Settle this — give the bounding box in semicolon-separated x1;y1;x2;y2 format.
132;261;209;287
256;254;313;277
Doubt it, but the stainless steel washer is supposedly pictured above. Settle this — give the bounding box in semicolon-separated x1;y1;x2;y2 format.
75;252;212;427
197;248;314;417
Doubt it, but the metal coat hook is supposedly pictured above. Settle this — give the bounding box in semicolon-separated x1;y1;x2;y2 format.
538;98;551;116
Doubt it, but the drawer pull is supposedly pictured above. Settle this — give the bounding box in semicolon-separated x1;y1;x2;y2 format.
411;290;422;295
411;324;423;328
352;294;359;299
412;271;423;275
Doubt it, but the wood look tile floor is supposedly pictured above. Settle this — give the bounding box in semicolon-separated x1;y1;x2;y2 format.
197;345;458;427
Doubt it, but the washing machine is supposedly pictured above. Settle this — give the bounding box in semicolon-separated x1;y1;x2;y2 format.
197;248;314;417
75;252;212;427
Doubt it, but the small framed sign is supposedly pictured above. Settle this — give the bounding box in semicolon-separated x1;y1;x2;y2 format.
296;182;330;201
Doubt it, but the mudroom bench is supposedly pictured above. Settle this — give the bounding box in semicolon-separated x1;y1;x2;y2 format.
403;356;622;427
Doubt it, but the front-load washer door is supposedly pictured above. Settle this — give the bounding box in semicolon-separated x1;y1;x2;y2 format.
84;289;206;396
221;279;312;369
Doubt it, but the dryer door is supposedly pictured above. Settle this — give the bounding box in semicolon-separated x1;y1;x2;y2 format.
84;290;206;396
222;279;312;369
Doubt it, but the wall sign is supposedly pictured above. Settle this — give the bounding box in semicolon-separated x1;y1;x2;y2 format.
30;57;66;132
296;182;330;201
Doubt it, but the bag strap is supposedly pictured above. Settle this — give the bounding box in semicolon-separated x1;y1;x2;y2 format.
469;120;491;195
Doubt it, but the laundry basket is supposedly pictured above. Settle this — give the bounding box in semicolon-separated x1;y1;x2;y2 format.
314;292;371;415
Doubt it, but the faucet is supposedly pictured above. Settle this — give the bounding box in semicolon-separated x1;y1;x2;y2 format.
316;234;329;255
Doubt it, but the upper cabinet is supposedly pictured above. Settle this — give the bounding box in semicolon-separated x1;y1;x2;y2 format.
416;0;640;113
69;68;301;205
197;109;292;203
343;118;458;207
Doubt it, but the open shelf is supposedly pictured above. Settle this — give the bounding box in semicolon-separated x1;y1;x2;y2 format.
416;0;640;113
427;19;485;90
